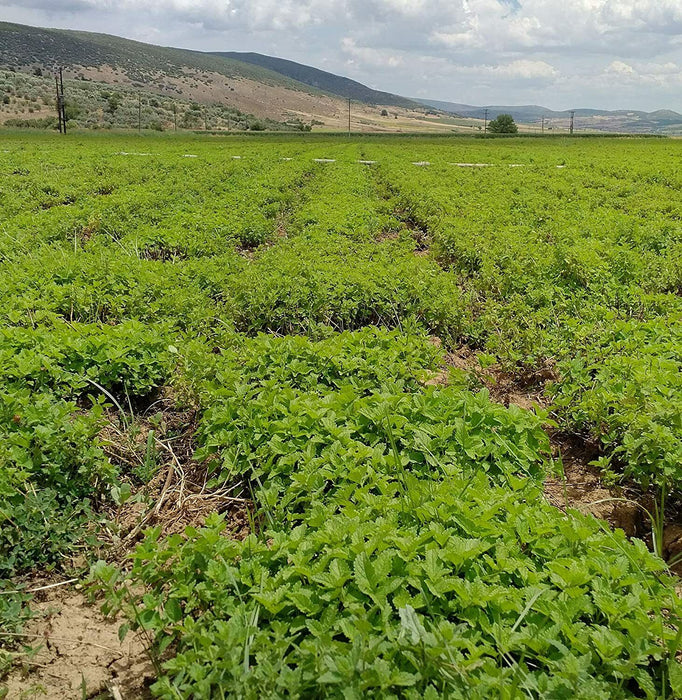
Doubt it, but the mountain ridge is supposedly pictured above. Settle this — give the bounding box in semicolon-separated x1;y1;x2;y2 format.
213;52;418;109
1;21;681;134
416;98;682;133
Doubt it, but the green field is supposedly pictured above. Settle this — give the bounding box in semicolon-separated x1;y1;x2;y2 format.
1;132;681;698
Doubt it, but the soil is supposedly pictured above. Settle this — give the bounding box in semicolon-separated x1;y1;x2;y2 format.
424;344;645;539
426;344;556;410
2;391;252;699
100;390;252;555
2;586;155;700
544;434;643;538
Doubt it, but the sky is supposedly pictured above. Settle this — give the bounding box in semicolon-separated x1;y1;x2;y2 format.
2;0;682;111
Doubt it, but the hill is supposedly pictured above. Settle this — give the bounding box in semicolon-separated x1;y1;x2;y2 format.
416;98;682;134
0;21;451;133
214;52;418;109
0;21;306;89
1;21;679;134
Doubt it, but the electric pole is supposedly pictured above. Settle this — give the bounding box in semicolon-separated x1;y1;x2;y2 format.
541;115;545;134
173;102;177;132
138;93;142;133
348;97;351;136
55;73;62;134
569;110;575;135
55;68;66;134
483;108;488;136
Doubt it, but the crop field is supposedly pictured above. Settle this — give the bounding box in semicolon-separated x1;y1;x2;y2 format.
0;131;681;698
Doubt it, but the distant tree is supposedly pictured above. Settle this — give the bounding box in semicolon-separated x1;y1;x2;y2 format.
487;113;518;134
105;93;121;114
381;109;388;116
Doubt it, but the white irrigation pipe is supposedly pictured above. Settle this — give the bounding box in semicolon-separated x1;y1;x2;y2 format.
0;578;78;596
113;153;569;167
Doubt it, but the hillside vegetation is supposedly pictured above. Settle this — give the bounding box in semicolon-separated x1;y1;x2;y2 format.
0;21;455;133
0;68;309;132
0;22;307;89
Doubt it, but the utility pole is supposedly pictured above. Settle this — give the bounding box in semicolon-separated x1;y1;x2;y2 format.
541;115;545;134
569;110;575;135
173;102;177;132
59;68;66;134
138;93;142;133
55;73;63;134
55;68;66;134
348;97;351;136
483;108;488;136
204;108;208;131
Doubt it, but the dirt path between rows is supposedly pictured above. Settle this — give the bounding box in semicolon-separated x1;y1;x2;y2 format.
2;392;252;700
424;342;664;544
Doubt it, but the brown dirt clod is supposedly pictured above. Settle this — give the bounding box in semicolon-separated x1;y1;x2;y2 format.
544;435;643;538
2;588;155;700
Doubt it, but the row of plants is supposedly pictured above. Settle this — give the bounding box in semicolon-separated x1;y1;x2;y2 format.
95;326;682;697
1;133;681;697
367;138;681;496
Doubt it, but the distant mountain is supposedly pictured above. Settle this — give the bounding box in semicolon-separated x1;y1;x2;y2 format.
0;21;437;132
416;98;682;134
214;52;418;109
1;21;679;135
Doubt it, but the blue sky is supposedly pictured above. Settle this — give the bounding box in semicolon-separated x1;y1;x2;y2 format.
2;0;681;111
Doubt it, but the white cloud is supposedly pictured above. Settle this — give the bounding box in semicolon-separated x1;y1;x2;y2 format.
603;59;682;86
341;37;406;68
487;59;558;79
1;0;681;110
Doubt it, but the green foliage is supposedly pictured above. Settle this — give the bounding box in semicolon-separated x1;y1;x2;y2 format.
487;114;518;134
103;493;678;699
0;320;176;400
228;236;468;340
374;138;682;493
96;367;679;697
0;390;113;577
3;133;682;696
197;384;550;516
